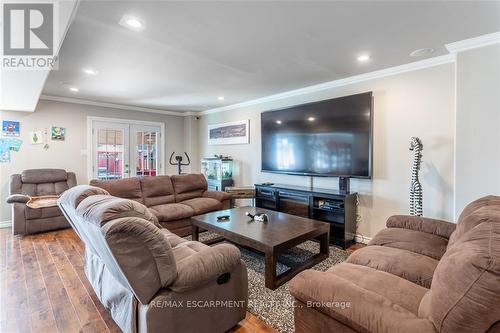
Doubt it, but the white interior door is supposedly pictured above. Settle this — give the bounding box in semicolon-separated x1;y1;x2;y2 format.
92;121;130;180
90;119;162;180
130;124;162;177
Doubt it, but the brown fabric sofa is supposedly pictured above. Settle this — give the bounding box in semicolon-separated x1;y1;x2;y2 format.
6;169;77;235
58;185;248;333
289;195;500;333
89;174;231;236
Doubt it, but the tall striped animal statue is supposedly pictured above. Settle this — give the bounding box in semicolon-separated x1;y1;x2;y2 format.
409;137;423;216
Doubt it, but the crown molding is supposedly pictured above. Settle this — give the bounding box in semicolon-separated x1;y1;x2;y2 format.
201;54;455;115
39;95;196;116
446;31;500;53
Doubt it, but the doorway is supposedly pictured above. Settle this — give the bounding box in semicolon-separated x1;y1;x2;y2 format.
88;117;164;180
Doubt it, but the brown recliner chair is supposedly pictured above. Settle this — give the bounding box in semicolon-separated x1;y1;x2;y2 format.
58;185;248;333
289;195;500;333
6;169;77;235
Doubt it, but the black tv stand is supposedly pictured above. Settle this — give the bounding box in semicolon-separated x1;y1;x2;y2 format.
254;183;357;249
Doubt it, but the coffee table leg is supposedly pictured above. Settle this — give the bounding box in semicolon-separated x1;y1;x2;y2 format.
318;232;329;256
264;251;277;290
192;225;199;241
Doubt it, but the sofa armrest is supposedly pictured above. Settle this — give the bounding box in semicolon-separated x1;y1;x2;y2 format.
386;215;456;239
6;194;30;204
202;190;232;202
289;269;435;332
170;244;241;292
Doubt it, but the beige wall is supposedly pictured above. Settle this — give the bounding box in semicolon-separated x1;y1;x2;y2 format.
455;44;500;216
198;64;456;239
0;100;185;221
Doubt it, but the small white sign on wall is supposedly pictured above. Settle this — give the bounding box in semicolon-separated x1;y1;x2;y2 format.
208;120;249;145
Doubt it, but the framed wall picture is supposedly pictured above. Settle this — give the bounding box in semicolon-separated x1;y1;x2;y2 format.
208;120;249;145
2;120;20;137
30;131;44;145
51;126;66;141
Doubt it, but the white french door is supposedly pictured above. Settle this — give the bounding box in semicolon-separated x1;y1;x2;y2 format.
89;118;163;180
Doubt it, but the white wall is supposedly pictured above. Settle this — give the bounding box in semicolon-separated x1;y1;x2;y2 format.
0;100;185;222
198;64;456;239
455;44;500;216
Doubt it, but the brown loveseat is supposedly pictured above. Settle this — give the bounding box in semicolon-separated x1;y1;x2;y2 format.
289;195;500;333
6;169;77;235
58;185;248;333
90;174;231;236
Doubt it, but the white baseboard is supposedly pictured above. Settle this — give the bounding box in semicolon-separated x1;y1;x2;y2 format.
354;234;372;245
0;220;12;229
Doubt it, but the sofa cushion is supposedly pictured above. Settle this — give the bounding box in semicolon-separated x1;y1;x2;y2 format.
289;263;433;332
346;245;438;288
21;169;67;183
149;203;194;222
180;197;222;215
448;195;500;247
140;176;176;207
369;227;448;260
90;178;143;204
171;174;207;202
76;195;159;227
25;206;62;220
421;210;500;333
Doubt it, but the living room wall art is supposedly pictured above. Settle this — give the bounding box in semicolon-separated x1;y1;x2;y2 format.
51;126;66;141
208;120;249;145
30;131;44;145
2;120;20;137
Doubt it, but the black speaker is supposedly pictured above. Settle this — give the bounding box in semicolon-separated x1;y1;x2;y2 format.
339;177;350;195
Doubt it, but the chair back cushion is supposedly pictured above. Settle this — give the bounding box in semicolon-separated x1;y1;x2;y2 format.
171;174;207;202
59;186;176;305
90;178;143;204
140;176;176;207
101;217;177;304
420;205;500;332
76;195;159;227
448;195;500;247
10;169;77;196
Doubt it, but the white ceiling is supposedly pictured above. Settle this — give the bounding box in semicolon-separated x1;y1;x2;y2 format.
0;0;78;112
42;0;500;112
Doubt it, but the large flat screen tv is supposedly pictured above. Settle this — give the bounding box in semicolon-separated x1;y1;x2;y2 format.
261;92;373;178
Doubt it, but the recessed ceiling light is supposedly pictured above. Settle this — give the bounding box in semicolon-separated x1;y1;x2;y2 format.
308;117;316;122
217;96;225;101
410;48;435;58
119;14;145;31
357;54;370;63
69;86;79;92
83;68;98;75
276;120;282;124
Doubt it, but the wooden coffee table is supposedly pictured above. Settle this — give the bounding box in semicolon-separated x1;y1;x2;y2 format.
191;207;330;290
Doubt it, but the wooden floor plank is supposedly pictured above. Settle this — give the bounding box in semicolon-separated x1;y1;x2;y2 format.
46;235;110;333
32;234;83;333
56;232;121;333
5;235;32;333
19;236;58;333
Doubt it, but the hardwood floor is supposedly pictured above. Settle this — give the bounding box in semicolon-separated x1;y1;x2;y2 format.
0;227;362;333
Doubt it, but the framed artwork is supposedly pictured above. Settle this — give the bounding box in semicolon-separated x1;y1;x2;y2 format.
2;120;20;137
51;126;66;141
208;120;249;145
30;131;44;145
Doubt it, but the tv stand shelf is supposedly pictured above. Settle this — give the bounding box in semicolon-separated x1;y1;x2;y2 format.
254;183;357;249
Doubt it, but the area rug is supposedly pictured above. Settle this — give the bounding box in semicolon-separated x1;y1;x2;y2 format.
188;232;350;333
